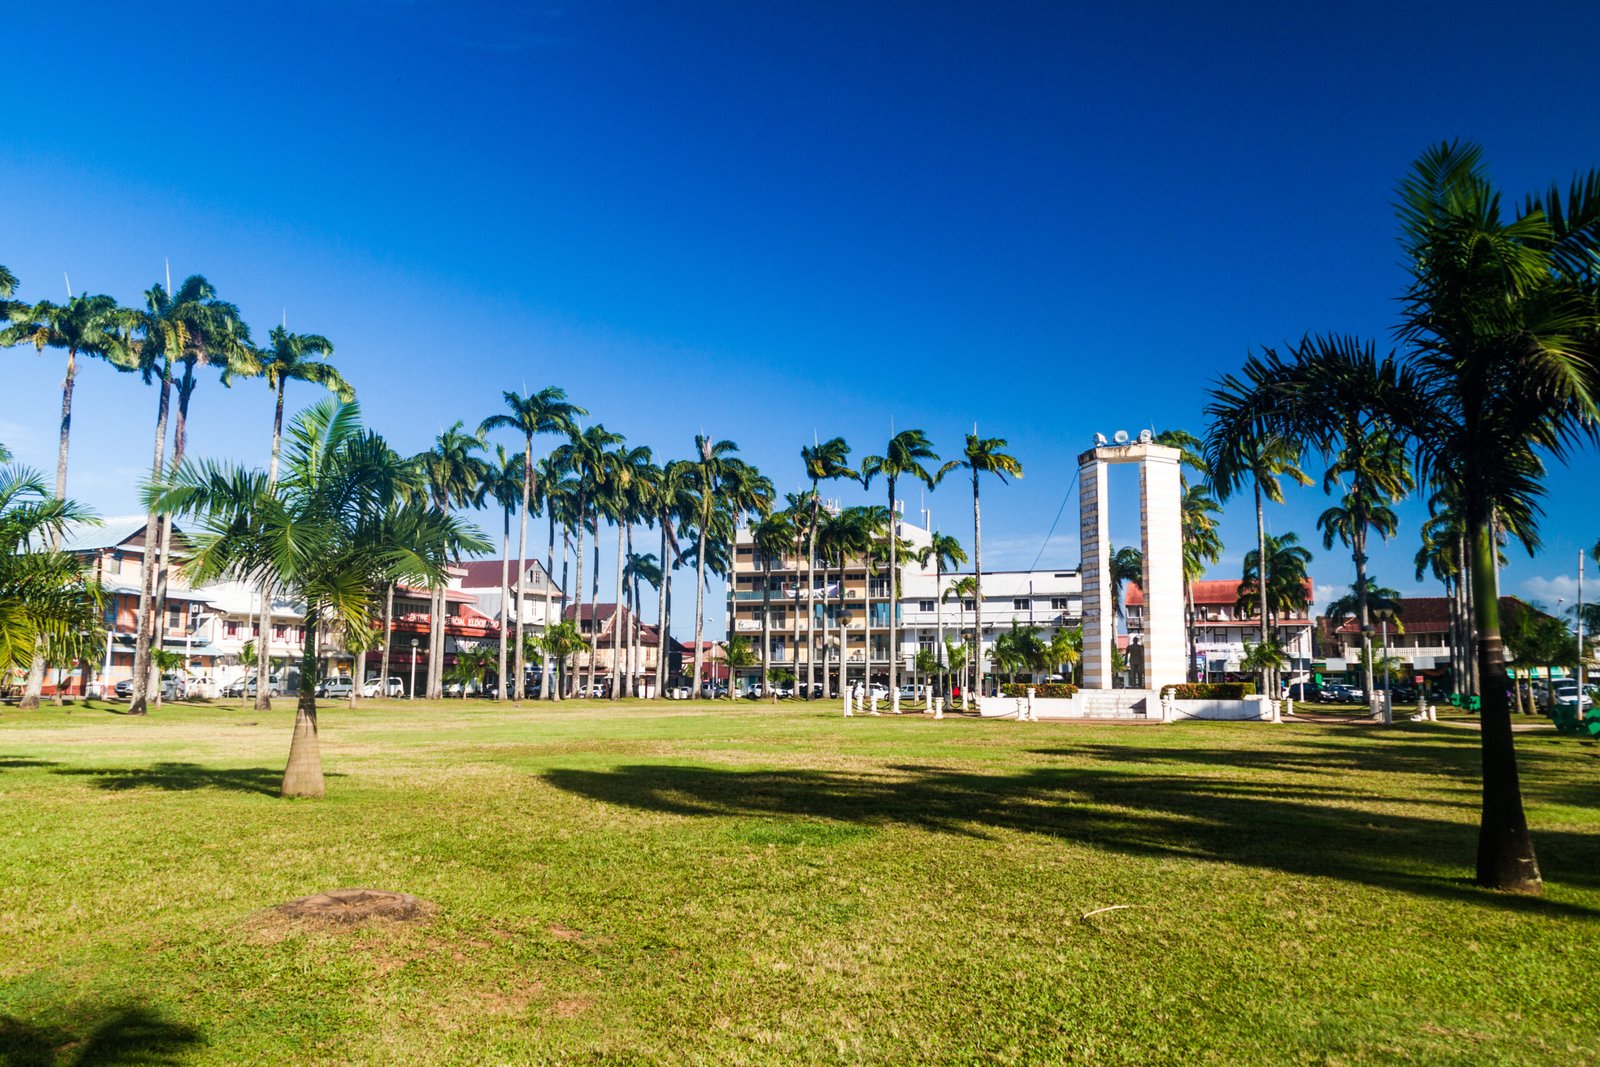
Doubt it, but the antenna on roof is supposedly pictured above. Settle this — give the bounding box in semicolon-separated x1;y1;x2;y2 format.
64;272;72;299
165;257;172;296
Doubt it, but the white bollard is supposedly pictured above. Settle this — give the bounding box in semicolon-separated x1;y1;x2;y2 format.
891;689;901;714
933;695;944;720
1026;687;1036;722
869;689;881;716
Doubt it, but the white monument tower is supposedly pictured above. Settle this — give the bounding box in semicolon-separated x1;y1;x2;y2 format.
1078;431;1186;694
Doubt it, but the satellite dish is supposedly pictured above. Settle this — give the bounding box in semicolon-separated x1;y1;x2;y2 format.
1137;429;1153;444
1113;430;1130;445
1093;432;1107;446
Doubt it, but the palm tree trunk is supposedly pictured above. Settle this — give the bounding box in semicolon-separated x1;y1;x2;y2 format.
379;582;395;693
282;612;325;798
588;515;601;696
129;356;174;717
543;509;556;700
887;476;899;707
350;643;365;709
1468;518;1541;893
761;558;773;696
691;499;709;698
1355;528;1376;716
935;559;945;698
972;469;985;699
1255;479;1271;696
612;517;626;698
656;522;670;697
498;504;510;701
553;523;569;702
1185;575;1198;682
150;368;199;708
806;494;819;698
515;439;533;703
571;498;587;698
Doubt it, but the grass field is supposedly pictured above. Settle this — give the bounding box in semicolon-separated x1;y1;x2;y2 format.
2;698;1598;1065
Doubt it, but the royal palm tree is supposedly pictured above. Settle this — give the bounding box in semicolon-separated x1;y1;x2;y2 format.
863;429;946;705
0;463;101;678
648;460;695;696
480;388;585;702
553;424;622;695
2;291;133;707
1387;142;1600;892
149;399;484;796
1179;484;1224;679
943;574;978;703
686;436;740;695
127;275;251;716
751;509;795;693
953;434;1023;696
1237;532;1314;644
624;550;661;695
418;422;488;699
800;436;856;696
921;532;966;695
482;445;525;699
1203;379;1313;698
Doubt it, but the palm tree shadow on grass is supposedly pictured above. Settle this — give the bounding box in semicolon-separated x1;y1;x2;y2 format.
542;756;1600;916
0;759;60;772
0;1003;201;1066
52;762;341;797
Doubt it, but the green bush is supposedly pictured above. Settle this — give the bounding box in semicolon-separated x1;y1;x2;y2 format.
999;682;1078;698
1166;682;1256;699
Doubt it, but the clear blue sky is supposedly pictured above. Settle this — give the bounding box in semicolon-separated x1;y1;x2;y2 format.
4;0;1598;632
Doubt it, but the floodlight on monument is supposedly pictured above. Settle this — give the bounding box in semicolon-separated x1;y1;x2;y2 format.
1113;430;1129;445
1094;433;1107;446
1137;429;1152;444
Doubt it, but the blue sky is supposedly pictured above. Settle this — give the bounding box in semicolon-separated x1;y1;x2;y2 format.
4;0;1598;632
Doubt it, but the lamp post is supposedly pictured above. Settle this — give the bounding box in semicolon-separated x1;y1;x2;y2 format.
1577;551;1586;710
1380;617;1393;725
409;638;419;700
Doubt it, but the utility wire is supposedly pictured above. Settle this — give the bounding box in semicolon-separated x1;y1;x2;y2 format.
1027;477;1079;573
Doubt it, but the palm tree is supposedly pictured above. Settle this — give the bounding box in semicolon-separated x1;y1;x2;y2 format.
647;460;694;697
1109;545;1143;624
624;550;661;695
921;532;966;696
1239;636;1289;693
2;291;132;708
800;437;857;696
722;635;759;699
479;389;586;702
1324;578;1403;634
862;430;947;706
1179;484;1224;680
686;436;745;696
1385;143;1600;892
943;574;978;704
1203;377;1313;698
418;422;488;699
553;424;623;696
953;434;1023;696
599;443;651;697
1049;625;1082;684
1237;532;1314;642
127;275;251;716
751;509;795;693
482;445;525;700
249;324;350;710
148;399;483;795
0;463;101;678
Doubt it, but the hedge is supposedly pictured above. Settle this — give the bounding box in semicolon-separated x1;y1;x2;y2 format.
1165;682;1256;699
999;682;1078;698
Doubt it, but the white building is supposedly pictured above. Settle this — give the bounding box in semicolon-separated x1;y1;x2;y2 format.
898;568;1083;670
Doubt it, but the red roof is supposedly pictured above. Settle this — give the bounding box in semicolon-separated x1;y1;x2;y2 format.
1124;578;1312;607
457;559;555;589
1329;596;1548;635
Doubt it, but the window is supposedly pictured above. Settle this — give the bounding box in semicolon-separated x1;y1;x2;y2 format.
1051;597;1071;610
274;625;288;640
225;620;240;637
918;600;935;612
963;599;975;611
1013;598;1029;611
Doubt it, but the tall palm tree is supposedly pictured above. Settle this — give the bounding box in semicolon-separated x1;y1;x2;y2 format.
127;275;250;716
599;443;651;697
1237;532;1314;636
480;388;586;702
800;437;856;696
1179;484;1224;680
648;460;695;697
482;445;525;700
943;574;978;702
249;324;349;710
751;509;796;693
0;462;102;676
418;422;488;699
149;399;485;795
686;437;741;695
537;459;581;700
1388;142;1600;892
953;434;1023;696
922;532;966;695
553;424;623;695
1203;380;1312;698
2;291;132;708
863;430;946;705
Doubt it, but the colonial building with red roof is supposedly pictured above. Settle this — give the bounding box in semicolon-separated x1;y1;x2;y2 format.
1127;577;1315;681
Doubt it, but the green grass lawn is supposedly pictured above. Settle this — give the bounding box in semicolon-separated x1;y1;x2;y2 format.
2;698;1597;1065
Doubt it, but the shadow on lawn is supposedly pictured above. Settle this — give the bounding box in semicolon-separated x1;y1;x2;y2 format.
0;1003;201;1066
51;762;337;797
0;759;60;772
543;752;1600;915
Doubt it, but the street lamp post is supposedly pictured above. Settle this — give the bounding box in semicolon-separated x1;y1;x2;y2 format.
1578;551;1586;711
409;638;419;700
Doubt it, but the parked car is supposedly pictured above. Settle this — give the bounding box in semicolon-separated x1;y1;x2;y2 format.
897;684;928;703
699;683;728;699
362;675;404;698
243;675;284;698
315;676;354;698
443;678;483;698
1551;680;1593;711
666;684;693;700
1284;682;1321;703
115;674;187;700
